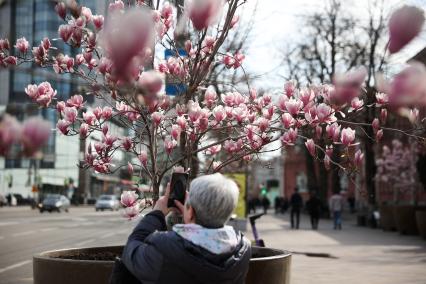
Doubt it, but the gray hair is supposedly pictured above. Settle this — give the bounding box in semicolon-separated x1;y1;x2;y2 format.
186;173;239;228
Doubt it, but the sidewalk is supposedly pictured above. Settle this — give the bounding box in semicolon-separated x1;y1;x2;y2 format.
248;212;426;284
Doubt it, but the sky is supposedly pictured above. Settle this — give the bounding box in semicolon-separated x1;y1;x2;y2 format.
235;0;426;159
239;0;426;92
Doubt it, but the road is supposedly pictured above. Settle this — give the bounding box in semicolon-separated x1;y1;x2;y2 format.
0;206;137;284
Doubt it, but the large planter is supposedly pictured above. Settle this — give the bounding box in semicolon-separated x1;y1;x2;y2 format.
34;246;291;284
379;205;396;231
415;210;426;239
393;205;418;235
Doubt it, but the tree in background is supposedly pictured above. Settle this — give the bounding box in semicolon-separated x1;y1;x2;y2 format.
279;0;389;205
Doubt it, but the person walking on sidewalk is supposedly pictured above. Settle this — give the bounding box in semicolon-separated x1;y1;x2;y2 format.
290;187;303;229
306;190;322;230
329;191;344;230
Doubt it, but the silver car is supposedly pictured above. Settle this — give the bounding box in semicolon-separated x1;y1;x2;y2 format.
40;194;70;213
95;195;120;211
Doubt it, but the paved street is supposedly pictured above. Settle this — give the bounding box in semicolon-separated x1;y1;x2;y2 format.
0;207;425;284
0;206;137;284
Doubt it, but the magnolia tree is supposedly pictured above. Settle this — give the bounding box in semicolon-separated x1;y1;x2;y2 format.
376;140;419;202
0;1;426;219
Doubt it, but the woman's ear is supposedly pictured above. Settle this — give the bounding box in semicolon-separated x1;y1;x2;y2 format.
187;205;196;223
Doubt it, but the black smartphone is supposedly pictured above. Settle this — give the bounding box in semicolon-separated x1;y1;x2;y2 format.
167;172;189;208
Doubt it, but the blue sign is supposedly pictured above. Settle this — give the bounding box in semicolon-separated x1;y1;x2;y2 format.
165;48;187;96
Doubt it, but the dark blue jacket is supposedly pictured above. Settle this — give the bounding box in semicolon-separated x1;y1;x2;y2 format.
120;210;251;284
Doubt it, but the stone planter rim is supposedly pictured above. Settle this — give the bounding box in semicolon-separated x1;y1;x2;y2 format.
33;245;124;264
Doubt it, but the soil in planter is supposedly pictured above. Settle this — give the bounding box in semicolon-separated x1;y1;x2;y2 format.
55;251;120;261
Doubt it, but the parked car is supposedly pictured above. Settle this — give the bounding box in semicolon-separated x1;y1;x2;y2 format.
95;195;120;211
40;194;70;213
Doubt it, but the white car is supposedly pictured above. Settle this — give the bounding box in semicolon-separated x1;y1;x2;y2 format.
95;195;120;211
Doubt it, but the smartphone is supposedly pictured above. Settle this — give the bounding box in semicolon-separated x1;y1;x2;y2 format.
167;172;189;208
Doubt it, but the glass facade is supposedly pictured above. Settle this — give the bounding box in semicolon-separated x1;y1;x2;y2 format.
6;0;100;169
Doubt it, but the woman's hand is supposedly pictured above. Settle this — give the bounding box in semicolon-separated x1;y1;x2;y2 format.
153;183;171;216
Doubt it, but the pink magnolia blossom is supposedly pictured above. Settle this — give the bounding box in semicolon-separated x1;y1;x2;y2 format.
15;37;29;53
138;150;148;167
284;98;303;116
103;134;117;147
176;116;187;130
83;112;96;125
354;149;364;167
350;97;364;111
277;95;288;111
64;107;78;123
340;127;356;146
102;124;109;136
171;124;182;140
138;71;163;94
121;137;132;151
223;53;235;68
66;95;84;109
128;162;134;176
54;2;66;20
376;129;384;141
121;190;138;207
372;118;380;134
81;7;93;22
284;81;296;98
103;8;154;81
93;15;104;30
256;117;269;132
123;203;140;219
58;25;73;42
316;103;334;123
80;123;89;138
57;119;71;135
281;128;298;145
152;112;164;126
233;52;245;68
93;107;103;120
109;1;125;12
187;0;223;30
388;6;425;54
164;138;177;154
326;123;341;142
0;115;22;155
203;87;217;108
0;38;10;50
102;107;113;120
377;62;426;107
375;92;389;106
213;106;225;123
380;109;388;123
25;82;57;107
305;139;316;156
332;67;367;104
230;15;240;28
206;145;221;155
299;89;315;106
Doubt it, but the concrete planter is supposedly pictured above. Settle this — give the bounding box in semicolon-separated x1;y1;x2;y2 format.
379;205;396;231
34;246;291;284
393;205;418;235
415;210;426;239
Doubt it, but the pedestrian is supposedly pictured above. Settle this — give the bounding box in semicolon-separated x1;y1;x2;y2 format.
306;191;322;230
347;194;356;213
113;173;251;284
262;196;270;214
329;191;344;230
290;187;303;229
274;196;281;214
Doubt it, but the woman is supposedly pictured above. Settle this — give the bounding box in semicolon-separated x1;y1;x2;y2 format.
114;173;251;284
